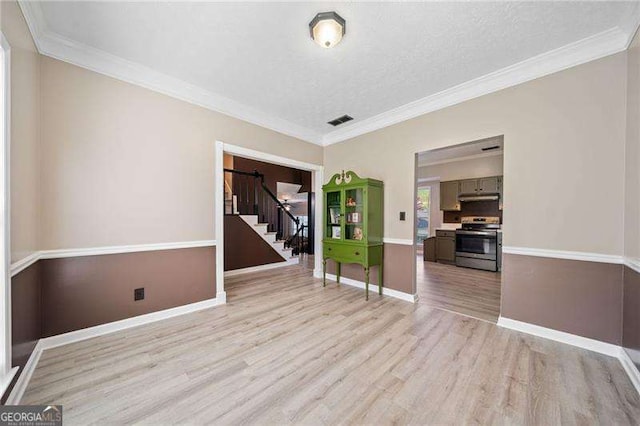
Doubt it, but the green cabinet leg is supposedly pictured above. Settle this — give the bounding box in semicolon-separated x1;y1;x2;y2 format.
378;264;383;295
322;258;327;287
365;267;370;301
336;262;341;285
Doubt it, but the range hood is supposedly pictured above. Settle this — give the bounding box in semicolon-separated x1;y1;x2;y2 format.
458;193;499;202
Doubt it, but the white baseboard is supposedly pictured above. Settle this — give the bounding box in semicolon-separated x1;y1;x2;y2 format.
324;273;417;303
497;316;620;357
619;347;640;395
382;238;414;246
0;366;19;401
5;297;222;404
497;317;640;396
6;341;43;405
41;297;221;350
224;259;298;277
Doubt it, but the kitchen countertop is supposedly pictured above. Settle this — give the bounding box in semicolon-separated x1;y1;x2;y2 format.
435;226;461;231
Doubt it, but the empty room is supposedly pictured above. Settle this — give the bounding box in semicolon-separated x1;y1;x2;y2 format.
1;1;640;424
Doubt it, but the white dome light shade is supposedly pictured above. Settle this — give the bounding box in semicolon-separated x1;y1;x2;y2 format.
309;12;346;49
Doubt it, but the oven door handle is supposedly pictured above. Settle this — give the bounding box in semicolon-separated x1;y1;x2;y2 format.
456;230;497;237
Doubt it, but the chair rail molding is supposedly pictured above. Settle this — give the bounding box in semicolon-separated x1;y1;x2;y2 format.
502;246;624;264
10;240;217;277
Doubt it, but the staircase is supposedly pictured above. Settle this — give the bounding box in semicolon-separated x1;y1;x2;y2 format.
238;215;299;265
223;167;307;273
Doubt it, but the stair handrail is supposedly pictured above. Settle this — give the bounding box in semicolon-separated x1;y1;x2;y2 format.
223;168;301;227
224;168;304;254
256;175;300;228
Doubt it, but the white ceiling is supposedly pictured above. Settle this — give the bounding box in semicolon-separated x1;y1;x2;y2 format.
21;1;640;146
277;182;303;203
417;136;503;166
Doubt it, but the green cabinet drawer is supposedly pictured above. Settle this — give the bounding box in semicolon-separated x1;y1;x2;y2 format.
324;242;365;264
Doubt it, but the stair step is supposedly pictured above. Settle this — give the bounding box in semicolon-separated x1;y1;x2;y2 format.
237;215;291;262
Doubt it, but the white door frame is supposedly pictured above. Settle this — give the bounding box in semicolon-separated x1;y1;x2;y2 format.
214;141;324;301
0;31;17;397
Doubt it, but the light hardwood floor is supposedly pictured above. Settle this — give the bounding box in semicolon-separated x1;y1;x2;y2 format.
22;261;640;424
417;258;502;323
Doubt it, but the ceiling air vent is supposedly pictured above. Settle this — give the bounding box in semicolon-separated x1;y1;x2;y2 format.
328;115;353;126
481;145;501;151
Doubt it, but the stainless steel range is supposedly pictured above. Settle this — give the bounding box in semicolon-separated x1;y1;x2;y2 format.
455;216;502;272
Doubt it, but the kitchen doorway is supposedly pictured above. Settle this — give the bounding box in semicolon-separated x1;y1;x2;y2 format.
414;136;504;322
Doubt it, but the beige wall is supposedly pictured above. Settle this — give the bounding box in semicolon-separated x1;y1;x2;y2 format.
325;53;627;255
39;57;322;250
417;154;503;182
1;1;630;258
626;30;640;262
1;1;40;263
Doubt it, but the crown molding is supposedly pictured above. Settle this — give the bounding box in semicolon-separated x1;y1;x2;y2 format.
19;1;640;148
18;2;323;146
321;26;632;146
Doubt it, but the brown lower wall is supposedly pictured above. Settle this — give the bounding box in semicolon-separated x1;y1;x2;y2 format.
3;246;216;401
623;265;640;370
5;261;43;402
501;253;623;345
40;246;216;337
11;261;42;370
326;243;414;294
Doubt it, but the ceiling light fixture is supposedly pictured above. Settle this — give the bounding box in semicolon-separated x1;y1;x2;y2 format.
309;11;346;48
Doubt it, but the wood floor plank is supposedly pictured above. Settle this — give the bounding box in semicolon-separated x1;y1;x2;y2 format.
418;258;502;322
20;256;640;425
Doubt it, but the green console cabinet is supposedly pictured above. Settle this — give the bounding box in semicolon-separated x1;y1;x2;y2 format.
322;170;384;300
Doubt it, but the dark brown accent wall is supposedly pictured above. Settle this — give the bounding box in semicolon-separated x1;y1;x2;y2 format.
231;156;313;237
326;243;414;294
443;200;502;223
501;253;623;345
11;262;42;370
224;216;285;271
5;261;44;402
233;156;311;194
623;265;640;370
40;247;216;337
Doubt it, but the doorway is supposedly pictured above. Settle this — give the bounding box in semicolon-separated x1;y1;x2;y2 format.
214;142;323;302
222;154;314;272
414;136;504;322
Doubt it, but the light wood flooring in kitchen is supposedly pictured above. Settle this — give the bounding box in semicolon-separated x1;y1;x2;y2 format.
22;261;640;424
417;257;502;323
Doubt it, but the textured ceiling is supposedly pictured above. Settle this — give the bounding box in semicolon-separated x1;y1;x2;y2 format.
31;1;640;143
